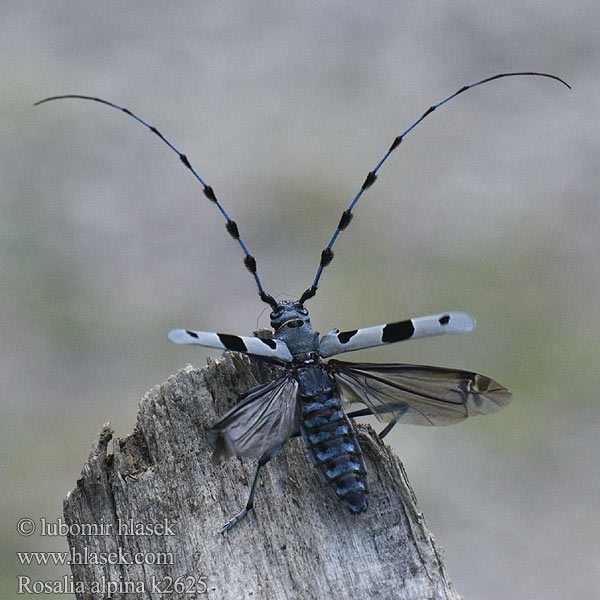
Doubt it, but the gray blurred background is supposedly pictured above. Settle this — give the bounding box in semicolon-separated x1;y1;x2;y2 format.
2;1;598;598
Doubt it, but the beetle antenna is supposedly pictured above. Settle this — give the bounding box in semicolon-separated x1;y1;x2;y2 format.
299;71;570;305
34;94;278;309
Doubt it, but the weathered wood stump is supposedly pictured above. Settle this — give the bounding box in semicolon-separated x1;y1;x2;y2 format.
64;352;463;599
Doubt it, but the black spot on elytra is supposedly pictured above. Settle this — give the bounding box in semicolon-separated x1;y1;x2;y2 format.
217;334;247;353
259;338;277;349
439;314;450;325
338;330;358;344
382;320;415;343
185;330;199;339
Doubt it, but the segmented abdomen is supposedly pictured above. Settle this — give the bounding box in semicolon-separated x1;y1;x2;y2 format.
295;365;368;513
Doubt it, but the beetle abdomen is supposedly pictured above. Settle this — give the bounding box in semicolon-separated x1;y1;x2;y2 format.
295;365;368;513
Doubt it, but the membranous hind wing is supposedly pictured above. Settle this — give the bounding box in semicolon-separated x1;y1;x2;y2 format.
328;360;512;426
210;374;300;462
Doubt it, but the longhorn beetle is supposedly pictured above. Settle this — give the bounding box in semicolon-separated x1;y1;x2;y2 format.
36;71;570;533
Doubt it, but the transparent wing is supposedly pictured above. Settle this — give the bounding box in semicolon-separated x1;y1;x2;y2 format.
210;374;300;461
328;360;512;426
